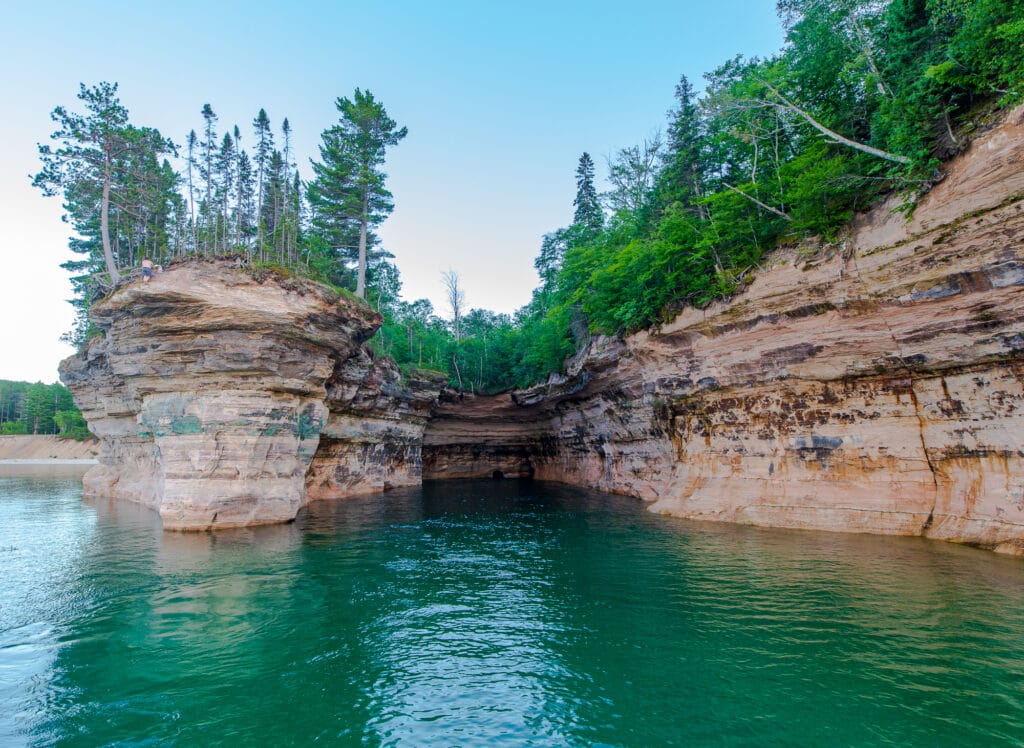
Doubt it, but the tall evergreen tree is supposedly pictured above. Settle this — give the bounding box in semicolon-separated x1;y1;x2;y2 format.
873;0;947;165
185;129;198;252
572;152;603;236
252;108;274;260
307;89;407;298
236;150;255;252
657;74;706;217
35;83;176;343
217;131;235;252
199;104;218;253
34;82;174;283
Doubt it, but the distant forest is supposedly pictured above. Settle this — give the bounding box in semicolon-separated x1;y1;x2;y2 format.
0;381;91;440
36;0;1023;394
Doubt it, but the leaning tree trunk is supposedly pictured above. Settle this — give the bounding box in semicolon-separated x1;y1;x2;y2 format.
356;195;368;299
759;80;911;165
101;158;121;284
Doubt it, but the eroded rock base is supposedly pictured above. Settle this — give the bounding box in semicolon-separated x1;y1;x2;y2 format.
425;106;1024;555
62;262;439;530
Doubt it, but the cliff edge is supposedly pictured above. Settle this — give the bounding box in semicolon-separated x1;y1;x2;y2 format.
61;107;1024;550
60;262;440;529
424;106;1024;555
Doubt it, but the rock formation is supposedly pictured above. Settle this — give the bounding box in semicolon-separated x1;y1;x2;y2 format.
424;106;1024;555
61;263;440;530
62;107;1024;552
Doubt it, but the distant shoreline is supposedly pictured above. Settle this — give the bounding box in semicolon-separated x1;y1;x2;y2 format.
0;435;99;462
0;458;98;465
0;438;98;478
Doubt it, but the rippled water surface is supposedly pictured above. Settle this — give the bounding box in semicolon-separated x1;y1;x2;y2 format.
2;476;1024;746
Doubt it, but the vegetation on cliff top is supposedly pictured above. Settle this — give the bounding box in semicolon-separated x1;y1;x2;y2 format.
36;0;1023;394
379;0;1024;392
34;85;407;347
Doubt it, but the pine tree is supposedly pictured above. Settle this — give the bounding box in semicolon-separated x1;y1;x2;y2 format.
572;152;602;236
185;130;198;253
199;104;218;253
232;124;243;246
252;108;274;261
280;118;298;262
657;74;706;218
261;150;285;259
873;0;946;166
35;83;175;343
217;131;235;252
307;89;407;298
236;150;255;255
34;82;173;284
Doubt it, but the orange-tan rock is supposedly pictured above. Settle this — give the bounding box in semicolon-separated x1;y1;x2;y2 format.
424;106;1024;555
62;107;1024;550
60;262;440;530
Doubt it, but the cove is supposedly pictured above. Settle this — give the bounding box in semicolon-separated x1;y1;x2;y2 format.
2;476;1024;745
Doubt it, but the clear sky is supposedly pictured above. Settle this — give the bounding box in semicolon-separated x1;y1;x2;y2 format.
0;0;784;383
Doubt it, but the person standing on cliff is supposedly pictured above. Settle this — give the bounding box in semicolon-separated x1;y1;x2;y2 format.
141;257;154;284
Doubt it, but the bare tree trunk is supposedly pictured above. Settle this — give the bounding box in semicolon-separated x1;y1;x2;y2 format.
751;135;759;184
235;181;242;250
853;19;892;99
693;180;708;221
101;158;121;283
722;182;792;221
441;270;464;340
452;353;464;393
356;195;368;299
759;80;911;165
187;151;196;254
942;107;958;146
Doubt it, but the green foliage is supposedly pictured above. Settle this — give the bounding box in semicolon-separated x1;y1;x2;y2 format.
572;153;603;237
0;380;92;439
440;0;1024;393
34;82;179;344
438;0;1022;393
924;0;1024;103
307;89;407;298
36;6;1023;392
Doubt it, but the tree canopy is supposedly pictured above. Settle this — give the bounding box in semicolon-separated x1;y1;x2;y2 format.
308;89;407;298
0;380;90;439
35;0;1024;393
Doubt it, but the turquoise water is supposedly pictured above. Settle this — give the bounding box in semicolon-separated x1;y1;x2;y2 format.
2;476;1024;746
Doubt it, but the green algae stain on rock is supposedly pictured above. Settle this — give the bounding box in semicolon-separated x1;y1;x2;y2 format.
298;406;323;441
170;415;203;435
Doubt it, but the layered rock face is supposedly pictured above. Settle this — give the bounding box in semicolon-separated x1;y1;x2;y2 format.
425;107;1024;554
306;351;443;500
61;263;438;530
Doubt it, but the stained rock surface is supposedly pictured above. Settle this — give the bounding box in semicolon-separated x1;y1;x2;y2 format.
61;263;439;529
424;106;1024;555
63;107;1024;550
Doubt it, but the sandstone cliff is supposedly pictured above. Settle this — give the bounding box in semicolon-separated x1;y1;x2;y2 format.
424;106;1024;555
61;262;439;530
62;108;1024;550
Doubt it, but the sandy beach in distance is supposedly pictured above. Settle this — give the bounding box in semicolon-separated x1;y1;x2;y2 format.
0;435;98;476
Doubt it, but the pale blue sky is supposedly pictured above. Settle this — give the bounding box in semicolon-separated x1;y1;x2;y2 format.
0;1;784;382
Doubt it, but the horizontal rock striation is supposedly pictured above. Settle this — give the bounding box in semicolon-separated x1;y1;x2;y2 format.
306;351;444;500
61;262;439;530
425;106;1024;555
